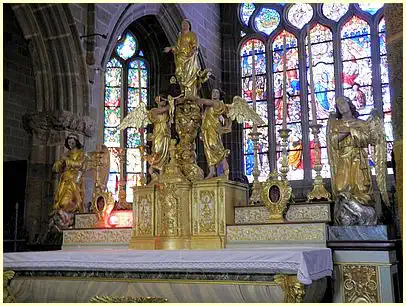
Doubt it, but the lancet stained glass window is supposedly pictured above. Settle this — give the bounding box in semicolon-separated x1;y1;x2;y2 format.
238;3;392;182
104;31;148;202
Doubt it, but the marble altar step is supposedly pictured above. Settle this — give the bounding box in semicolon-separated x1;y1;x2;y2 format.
234;202;332;225
226;222;327;248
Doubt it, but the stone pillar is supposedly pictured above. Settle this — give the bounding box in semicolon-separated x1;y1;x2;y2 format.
384;4;403;237
23;111;95;243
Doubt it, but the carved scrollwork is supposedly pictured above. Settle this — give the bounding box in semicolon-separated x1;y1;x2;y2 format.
199;190;216;233
342;265;379;303
90;296;168;303
274;274;305;303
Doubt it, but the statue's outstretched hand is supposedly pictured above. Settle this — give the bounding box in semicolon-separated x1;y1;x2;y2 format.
163;47;172;53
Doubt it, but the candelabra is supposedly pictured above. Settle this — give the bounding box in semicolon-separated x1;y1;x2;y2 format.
307;124;331;202
117;148;131;209
248;126;262;205
278;128;291;181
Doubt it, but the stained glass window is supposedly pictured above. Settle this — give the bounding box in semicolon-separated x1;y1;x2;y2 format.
287;4;313;29
254;8;280;36
272;31;303;180
379;18;392;171
322;4;349;22
306;24;335;178
104;31;147;202
240;3;256;26
238;3;393;182
341;16;373;118
241;38;268;182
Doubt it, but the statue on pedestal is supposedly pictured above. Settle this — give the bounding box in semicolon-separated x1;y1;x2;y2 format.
52;134;87;228
164;19;211;97
327;97;389;225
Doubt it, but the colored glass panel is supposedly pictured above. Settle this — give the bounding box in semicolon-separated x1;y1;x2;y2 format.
242;75;267;102
126;148;143;173
379;18;386;33
104;127;120;147
382;85;391;112
108;147;121;173
129;59;146;69
359;3;383;15
343;85;374;115
116;32;137;60
307;63;335;92
244;153;270;183
287;4;313;29
247;101;268;125
341;58;373;88
254;8;280;35
107;58;122;68
379;32;386;55
128;88;147;107
311;147;330;178
128;68;147;88
240;39;265;56
380;55;388;84
126;128;141;148
273;70;300;97
139;50;144;57
322;4;349;21
274;96;302;125
240;3;256;26
308;91;336;120
104;108;120;127
309;119;328;147
243;127;269;153
272;31;298;51
272;47;299;72
384;112;393;142
105;87;120;107
241;31;247;37
275;123;302;151
105;68;122;87
341;35;371;60
126;173;144;202
341;16;370;38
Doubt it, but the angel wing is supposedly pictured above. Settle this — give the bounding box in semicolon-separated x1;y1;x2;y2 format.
118;103;151;131
228;96;265;126
367;109;389;206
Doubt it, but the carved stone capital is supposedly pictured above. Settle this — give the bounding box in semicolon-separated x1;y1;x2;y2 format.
23;110;95;140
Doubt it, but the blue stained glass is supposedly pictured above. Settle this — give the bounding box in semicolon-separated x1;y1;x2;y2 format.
379;18;386;33
104;108;120;127
272;31;297;51
359;3;383;15
308;91;336;120
241;31;247;37
126;128;141;148
107;58;122;68
379;33;386;55
287;4;313;29
382;85;391;112
341;35;371;60
341;58;372;88
240;3;256;26
254;8;280;35
116;33;137;60
380;55;389;84
307;24;333;44
104;127;120;147
139;50;144;56
341;16;370;38
129;59;146;69
105;67;121;87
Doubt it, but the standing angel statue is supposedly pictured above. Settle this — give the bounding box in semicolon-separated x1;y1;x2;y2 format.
189;90;265;179
327;96;389;225
164;19;210;97
119;96;182;182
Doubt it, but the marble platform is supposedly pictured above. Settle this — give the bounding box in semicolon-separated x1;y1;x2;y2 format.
4;248;332;303
328;225;391;241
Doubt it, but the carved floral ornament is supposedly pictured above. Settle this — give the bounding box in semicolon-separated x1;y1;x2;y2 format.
23;110;95;137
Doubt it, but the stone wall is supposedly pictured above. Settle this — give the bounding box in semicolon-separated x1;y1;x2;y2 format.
3;4;36;161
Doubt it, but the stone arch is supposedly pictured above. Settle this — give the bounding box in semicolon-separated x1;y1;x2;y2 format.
11;4;89;116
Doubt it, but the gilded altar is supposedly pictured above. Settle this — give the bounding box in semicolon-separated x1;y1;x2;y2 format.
129;178;247;250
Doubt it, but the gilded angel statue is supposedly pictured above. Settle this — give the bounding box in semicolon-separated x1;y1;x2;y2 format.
119;96;174;181
327;96;389;225
189;90;265;179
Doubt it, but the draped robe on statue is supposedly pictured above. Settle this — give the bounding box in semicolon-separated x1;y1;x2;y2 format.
147;111;170;171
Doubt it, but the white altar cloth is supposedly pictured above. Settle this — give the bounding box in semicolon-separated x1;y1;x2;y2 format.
4;248;332;285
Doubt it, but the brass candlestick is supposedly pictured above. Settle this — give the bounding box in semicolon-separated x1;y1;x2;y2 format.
248;127;263;205
307;123;331;202
117;148;131;209
278;128;291;181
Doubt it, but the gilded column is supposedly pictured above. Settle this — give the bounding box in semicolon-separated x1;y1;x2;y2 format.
384;4;403;237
